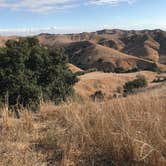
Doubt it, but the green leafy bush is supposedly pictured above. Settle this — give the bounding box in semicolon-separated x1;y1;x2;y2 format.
123;77;148;94
75;68;98;76
0;37;78;109
75;71;86;76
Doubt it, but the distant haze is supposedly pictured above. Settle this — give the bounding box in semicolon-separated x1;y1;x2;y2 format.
0;26;166;36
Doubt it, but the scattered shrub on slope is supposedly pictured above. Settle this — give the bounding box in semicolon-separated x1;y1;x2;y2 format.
75;68;98;76
90;90;105;101
123;76;148;94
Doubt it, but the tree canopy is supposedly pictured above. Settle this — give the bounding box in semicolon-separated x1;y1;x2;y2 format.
0;37;78;110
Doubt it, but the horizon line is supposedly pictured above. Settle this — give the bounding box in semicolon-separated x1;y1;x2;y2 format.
0;27;166;37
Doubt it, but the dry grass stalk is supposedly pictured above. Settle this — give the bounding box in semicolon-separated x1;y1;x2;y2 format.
0;89;166;166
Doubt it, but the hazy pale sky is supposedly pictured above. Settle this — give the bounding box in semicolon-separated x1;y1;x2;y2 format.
0;0;166;35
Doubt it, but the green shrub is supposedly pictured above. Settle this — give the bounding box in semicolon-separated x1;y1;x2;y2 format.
90;90;105;101
75;71;86;76
0;37;78;109
123;77;148;94
114;67;138;73
75;68;98;76
86;68;98;72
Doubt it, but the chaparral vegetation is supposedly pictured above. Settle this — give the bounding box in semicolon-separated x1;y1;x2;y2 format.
0;38;78;109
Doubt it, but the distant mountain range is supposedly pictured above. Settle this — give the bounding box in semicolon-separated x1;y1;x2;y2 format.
1;29;166;72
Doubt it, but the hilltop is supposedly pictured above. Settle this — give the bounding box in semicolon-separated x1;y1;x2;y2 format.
38;29;166;72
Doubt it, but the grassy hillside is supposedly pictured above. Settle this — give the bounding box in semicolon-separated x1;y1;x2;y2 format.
66;41;159;72
38;29;166;65
74;71;157;99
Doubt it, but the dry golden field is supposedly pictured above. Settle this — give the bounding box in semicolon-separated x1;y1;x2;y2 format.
0;81;166;166
74;71;157;98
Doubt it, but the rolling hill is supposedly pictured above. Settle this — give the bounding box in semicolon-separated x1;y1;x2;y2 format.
66;40;158;72
38;29;166;65
37;29;166;72
1;29;166;72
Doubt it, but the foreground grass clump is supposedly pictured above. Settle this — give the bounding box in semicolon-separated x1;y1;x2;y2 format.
0;37;78;109
41;94;166;166
0;108;40;166
1;90;165;166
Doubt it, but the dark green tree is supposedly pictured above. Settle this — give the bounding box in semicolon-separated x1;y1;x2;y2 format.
0;37;78;110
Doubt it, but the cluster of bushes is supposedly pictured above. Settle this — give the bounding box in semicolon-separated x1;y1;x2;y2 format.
123;76;148;94
115;67;138;73
152;76;166;83
75;68;97;76
0;37;78;110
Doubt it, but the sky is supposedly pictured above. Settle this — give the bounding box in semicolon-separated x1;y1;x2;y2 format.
0;0;166;35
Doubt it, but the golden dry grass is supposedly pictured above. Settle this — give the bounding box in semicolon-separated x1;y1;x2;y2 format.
67;63;83;73
74;71;157;98
0;84;166;166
